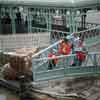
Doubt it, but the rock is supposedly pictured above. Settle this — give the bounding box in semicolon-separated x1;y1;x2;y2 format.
2;47;38;80
94;80;100;87
31;92;56;100
81;91;91;97
38;95;55;100
87;93;100;100
2;63;17;80
40;76;100;100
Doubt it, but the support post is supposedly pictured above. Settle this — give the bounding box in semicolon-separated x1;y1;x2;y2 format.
66;10;70;33
93;54;97;66
10;8;16;34
69;9;73;33
48;9;52;32
69;9;76;33
72;11;76;32
28;8;32;33
81;9;87;30
46;9;49;32
0;8;1;34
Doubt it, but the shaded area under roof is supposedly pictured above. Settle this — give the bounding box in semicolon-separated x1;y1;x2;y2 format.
0;0;100;8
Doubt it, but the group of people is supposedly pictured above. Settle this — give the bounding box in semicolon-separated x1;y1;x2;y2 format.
48;33;87;70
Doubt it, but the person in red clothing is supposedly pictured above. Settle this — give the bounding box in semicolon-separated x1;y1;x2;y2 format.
72;38;87;66
48;50;58;70
73;49;86;66
58;38;72;55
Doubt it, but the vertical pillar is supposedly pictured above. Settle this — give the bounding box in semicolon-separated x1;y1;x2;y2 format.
0;7;1;34
48;9;52;31
81;9;87;30
75;10;80;32
69;9;76;33
27;8;29;33
83;14;86;29
69;9;73;33
42;8;45;32
30;14;32;33
10;8;16;34
48;9;52;43
75;11;78;32
93;54;97;66
75;14;78;32
27;8;32;33
72;11;76;32
66;10;70;33
65;10;67;29
81;14;84;30
46;9;49;31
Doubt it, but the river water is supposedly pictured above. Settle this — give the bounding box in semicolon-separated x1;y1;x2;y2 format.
0;87;19;100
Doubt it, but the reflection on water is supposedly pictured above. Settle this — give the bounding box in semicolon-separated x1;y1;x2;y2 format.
0;88;19;100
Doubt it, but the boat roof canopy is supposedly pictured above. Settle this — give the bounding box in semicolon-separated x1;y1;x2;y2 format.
0;0;100;8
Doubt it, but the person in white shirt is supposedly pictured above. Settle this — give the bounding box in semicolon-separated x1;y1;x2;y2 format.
67;33;80;54
67;33;79;43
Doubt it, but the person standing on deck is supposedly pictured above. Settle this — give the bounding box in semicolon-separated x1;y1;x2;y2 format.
48;49;58;70
71;37;87;66
58;38;72;55
67;33;80;54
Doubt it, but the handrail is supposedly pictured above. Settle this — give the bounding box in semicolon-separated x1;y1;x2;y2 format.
32;52;100;61
32;25;100;35
76;21;100;26
32;27;70;34
32;40;60;58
